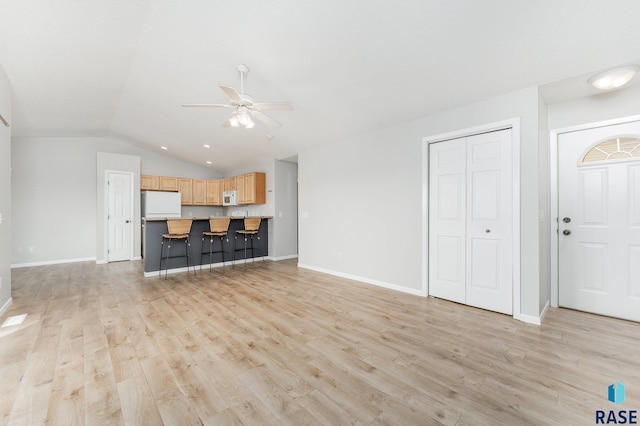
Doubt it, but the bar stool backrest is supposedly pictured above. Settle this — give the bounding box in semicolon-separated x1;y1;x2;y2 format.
167;218;192;235
209;217;231;233
244;217;261;232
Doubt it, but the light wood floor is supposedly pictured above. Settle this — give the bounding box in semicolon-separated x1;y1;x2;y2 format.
1;260;639;425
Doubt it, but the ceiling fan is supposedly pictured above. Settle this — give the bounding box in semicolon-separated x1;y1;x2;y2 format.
181;64;293;128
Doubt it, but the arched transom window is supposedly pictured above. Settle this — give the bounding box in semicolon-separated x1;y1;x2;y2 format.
582;137;640;163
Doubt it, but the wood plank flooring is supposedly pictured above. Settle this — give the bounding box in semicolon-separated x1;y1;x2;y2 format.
1;259;639;425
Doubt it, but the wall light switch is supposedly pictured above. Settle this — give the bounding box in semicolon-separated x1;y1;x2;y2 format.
302;212;309;218
278;212;283;218
0;212;3;224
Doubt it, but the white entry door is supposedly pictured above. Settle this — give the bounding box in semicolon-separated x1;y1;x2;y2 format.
429;129;513;315
108;172;133;262
558;120;640;322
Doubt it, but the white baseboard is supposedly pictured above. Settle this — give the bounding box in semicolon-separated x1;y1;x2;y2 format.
516;312;542;326
269;254;298;261
11;257;97;269
297;263;424;297
539;300;550;323
0;297;12;318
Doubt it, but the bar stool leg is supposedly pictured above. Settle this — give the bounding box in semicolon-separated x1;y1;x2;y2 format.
209;236;214;272
159;237;165;278
165;239;172;279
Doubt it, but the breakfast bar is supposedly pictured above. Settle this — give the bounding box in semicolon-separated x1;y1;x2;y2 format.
142;216;270;276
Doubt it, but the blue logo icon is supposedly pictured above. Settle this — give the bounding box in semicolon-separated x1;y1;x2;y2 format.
608;381;625;405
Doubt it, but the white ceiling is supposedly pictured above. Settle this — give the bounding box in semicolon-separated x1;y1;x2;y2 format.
1;0;640;172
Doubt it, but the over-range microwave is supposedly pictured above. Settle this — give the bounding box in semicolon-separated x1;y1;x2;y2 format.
223;190;238;206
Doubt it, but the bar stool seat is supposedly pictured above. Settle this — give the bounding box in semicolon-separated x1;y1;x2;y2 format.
234;217;262;265
159;218;195;278
201;217;231;271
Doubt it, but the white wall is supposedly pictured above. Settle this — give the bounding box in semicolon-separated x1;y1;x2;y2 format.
11;136;223;266
547;84;640;130
538;89;550;313
273;160;298;259
299;86;546;318
0;65;11;315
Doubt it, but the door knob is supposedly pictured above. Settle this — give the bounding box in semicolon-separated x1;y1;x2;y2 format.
563;229;571;235
125;220;130;223
563;217;571;223
485;229;491;233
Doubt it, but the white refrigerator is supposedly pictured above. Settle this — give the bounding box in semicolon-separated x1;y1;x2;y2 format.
141;191;181;218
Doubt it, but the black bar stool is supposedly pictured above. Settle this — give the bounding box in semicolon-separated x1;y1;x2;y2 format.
200;217;231;271
233;217;262;266
159;218;195;278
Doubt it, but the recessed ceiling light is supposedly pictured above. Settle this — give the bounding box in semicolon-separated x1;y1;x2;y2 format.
206;161;212;165
588;65;639;90
203;144;210;148
161;146;168;150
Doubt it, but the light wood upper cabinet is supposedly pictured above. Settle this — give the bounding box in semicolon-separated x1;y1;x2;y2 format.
236;174;247;204
178;178;192;205
206;180;222;206
158;176;178;192
239;172;266;205
141;175;179;192
192;179;206;205
223;176;237;191
140;175;159;190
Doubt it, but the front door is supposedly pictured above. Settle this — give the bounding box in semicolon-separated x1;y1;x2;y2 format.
108;172;133;262
429;128;513;315
558;120;640;322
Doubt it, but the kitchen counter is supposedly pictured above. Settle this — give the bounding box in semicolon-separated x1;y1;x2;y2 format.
142;216;271;276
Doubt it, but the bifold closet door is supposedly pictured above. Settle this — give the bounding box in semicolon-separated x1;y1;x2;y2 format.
429;129;513;315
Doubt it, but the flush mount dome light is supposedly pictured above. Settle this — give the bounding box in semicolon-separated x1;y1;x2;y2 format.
588;65;639;90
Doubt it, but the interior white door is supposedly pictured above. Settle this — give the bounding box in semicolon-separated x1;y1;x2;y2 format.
429;129;513;315
465;130;513;314
558;121;640;322
108;172;133;262
429;137;466;303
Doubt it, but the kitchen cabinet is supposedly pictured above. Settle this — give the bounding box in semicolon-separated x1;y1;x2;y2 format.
192;179;206;205
236;174;246;204
141;175;179;192
141;175;159;190
158;176;178;192
178;178;192;205
223;176;237;191
206;179;222;205
238;172;266;205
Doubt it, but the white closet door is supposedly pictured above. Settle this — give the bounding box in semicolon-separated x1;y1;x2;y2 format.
465;130;513;315
428;129;513;315
429;138;466;303
558;120;640;322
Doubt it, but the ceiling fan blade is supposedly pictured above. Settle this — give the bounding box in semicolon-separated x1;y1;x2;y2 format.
250;110;282;128
219;85;243;104
181;103;232;108
250;102;294;111
221;111;239;128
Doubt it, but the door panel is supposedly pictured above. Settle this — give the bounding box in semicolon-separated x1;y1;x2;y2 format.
466;130;512;315
558;120;640;322
429;138;466;304
108;172;132;262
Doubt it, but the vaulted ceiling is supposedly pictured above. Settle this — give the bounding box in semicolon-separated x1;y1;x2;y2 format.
1;0;640;172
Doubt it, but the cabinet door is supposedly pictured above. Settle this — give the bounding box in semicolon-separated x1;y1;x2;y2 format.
237;174;247;204
206;180;221;205
249;172;266;204
224;176;237;191
178;178;193;205
192;179;206;205
158;176;178;191
140;175;159;190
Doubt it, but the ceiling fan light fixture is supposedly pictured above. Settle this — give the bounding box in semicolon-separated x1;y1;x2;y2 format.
588;65;639;90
